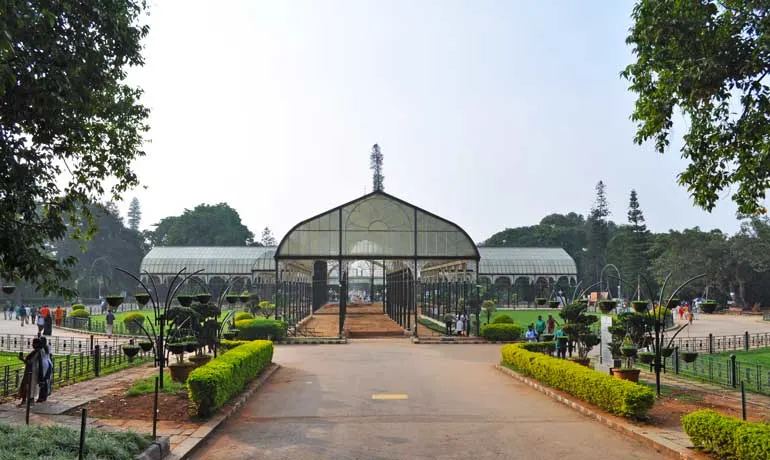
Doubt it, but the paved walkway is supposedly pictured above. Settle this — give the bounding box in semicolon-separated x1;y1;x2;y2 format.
192;341;661;460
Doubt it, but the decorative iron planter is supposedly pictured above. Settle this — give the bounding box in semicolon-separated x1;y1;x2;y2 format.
535;298;547;306
134;293;150;306
548;300;560;309
598;300;617;314
1;286;15;295
225;295;238;305
661;347;675;358
638;352;655;364
631;301;649;313
138;341;154;352
106;295;124;308
195;293;211;304
621;346;638;358
239;295;251;303
176;295;193;307
701;301;718;314
682;352;698;363
122;345;140;361
184;341;198;353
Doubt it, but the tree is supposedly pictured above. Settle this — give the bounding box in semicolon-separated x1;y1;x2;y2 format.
261;227;277;246
370;144;384;192
0;1;150;295
623;1;770;215
127;198;142;232
626;190;652;290
148;203;254;246
585;181;611;285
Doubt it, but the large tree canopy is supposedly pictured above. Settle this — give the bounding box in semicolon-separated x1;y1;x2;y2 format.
0;1;150;295
148;203;255;247
623;1;770;215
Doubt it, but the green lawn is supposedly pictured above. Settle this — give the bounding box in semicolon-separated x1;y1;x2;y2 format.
0;352;24;369
483;309;602;327
709;348;770;366
126;370;185;397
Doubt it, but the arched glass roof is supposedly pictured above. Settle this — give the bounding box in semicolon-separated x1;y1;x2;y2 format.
275;191;480;260
140;246;276;275
478;247;577;276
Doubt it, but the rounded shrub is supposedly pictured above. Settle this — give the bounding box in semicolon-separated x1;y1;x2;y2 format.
491;315;514;324
480;323;522;341
122;312;146;334
234;311;254;321
69;309;90;318
71;304;86;311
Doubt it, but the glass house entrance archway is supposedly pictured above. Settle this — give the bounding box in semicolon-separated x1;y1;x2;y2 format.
274;190;481;337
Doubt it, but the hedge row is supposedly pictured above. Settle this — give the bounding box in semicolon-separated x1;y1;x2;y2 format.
501;343;654;418
234;319;287;340
187;340;273;417
219;339;249;351
481;323;522;341
234;311;254;321
682;409;770;459
518;341;555;354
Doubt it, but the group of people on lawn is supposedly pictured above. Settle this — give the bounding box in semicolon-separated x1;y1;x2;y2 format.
525;315;567;358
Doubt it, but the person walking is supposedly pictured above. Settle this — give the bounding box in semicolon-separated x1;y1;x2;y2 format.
455;313;465;337
17;338;42;407
54;306;64;327
546;314;557;334
535;315;546;340
106;309;115;338
35;313;45;335
554;327;567;358
37;337;53;402
19;306;26;327
43;312;53;337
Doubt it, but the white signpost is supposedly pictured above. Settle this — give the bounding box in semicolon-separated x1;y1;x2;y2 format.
600;316;613;366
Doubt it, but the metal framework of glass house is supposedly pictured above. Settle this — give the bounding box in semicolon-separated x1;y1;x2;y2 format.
139;191;578;336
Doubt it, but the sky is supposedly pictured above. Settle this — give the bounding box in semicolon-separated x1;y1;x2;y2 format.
120;0;755;244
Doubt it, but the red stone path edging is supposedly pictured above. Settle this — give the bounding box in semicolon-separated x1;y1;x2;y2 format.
169;363;281;460
494;364;700;460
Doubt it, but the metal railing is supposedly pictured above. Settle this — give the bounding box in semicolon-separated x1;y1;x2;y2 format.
0;333;129;355
668;331;770;354
61;316;143;337
0;345;152;398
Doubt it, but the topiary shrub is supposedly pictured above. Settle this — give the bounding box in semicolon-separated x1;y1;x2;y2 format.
491;315;514;324
234;312;254;321
480;323;522;341
234;319;288;340
71;304;86;311
680;409;769;459
69;309;90;318
701;301;718;314
187;340;274;417
122;312;146;334
501;343;654;418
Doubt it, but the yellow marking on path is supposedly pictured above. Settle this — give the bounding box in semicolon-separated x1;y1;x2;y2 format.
372;393;408;400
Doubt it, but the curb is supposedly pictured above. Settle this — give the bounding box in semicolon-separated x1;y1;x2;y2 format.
172;363;281;459
135;437;170;460
276;339;347;345
494;364;698;459
412;339;519;345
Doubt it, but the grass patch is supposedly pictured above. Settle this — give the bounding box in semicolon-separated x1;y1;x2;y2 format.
418;317;446;334
127;370;184;397
486;309;602;327
0;422;151;459
640;382;705;403
709;348;770;366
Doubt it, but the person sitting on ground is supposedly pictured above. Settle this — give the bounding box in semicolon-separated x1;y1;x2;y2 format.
535;315;546;340
525;324;537;342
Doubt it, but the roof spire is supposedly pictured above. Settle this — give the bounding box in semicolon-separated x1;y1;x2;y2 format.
370;144;384;192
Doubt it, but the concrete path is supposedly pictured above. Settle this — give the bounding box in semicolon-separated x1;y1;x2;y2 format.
192;340;659;460
673;313;770;337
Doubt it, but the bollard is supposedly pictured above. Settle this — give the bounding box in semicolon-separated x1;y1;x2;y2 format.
25;370;32;425
730;354;737;388
78;408;87;460
153;377;159;439
89;335;94;351
93;345;100;377
744;331;750;351
741;381;747;421
708;333;714;354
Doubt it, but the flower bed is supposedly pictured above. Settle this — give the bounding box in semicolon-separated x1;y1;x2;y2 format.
500;343;654;418
187;339;273;417
682;409;770;459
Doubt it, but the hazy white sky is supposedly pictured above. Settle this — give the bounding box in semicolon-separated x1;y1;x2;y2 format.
120;0;755;243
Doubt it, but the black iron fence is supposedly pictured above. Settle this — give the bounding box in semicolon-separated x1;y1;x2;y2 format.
669;331;770;354
0;333;128;355
0;345;152;398
61;316;143;337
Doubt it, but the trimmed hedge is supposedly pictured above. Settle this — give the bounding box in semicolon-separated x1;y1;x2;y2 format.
71;304;86;311
220;339;249;351
187;340;273;417
501;343;654;418
69;309;89;318
481;323;522;341
491;315;514;324
518;341;555;354
234;312;254;321
682;409;770;459
234;319;288;340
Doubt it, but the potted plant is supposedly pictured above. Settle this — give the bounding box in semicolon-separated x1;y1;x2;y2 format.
548;300;560;309
195;293;211;304
167;341;195;382
134;293;150;307
631;300;649;313
598;299;617;314
1;286;15;295
225;294;239;305
121;344;141;361
701;300;718;314
612;337;641;382
105;295;124;308
138;341;153;352
239;292;251;303
176;294;193;307
682;351;698;363
535;297;547;306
